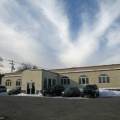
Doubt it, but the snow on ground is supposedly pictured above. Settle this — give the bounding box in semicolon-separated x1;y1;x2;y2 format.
99;89;120;97
1;89;120;98
17;93;43;97
16;89;120;98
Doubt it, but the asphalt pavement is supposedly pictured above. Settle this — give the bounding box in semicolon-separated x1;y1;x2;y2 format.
0;96;120;120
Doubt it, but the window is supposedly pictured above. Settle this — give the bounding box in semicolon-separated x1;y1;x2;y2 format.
16;79;21;86
43;78;47;89
99;74;110;83
61;77;70;85
5;79;11;86
79;75;89;84
43;78;56;89
48;79;52;88
52;79;56;85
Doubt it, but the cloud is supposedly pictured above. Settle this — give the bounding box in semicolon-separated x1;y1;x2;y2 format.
0;0;120;73
59;0;120;66
105;24;120;48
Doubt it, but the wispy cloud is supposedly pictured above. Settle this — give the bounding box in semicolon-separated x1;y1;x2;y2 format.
59;0;120;66
0;0;120;72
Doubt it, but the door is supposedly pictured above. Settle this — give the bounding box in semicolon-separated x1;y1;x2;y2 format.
26;82;35;94
27;83;30;94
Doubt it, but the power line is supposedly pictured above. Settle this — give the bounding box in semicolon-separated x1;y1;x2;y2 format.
0;57;49;72
0;58;16;73
9;60;15;73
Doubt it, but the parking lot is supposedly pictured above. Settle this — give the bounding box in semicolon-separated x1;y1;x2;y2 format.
0;96;120;120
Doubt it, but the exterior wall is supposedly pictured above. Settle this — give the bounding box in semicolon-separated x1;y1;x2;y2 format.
21;70;42;94
21;69;59;93
1;64;120;94
42;70;59;88
60;69;120;89
1;75;22;91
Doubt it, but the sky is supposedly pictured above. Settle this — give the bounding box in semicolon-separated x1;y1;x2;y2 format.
0;0;120;73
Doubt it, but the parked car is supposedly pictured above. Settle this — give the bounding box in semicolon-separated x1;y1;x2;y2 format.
0;85;7;93
62;87;81;97
8;87;21;95
83;84;99;98
41;85;65;96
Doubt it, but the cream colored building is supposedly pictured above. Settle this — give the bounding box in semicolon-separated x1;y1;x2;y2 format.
1;72;22;91
1;64;120;94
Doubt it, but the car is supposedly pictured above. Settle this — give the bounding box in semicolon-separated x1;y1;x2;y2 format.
62;87;81;97
41;85;65;96
0;85;7;93
83;84;99;98
8;87;21;95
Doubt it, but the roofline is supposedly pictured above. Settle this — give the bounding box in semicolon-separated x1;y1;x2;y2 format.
59;68;120;74
24;69;59;75
50;64;120;71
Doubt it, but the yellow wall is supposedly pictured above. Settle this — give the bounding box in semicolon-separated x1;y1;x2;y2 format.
1;75;22;90
22;70;42;93
60;69;120;89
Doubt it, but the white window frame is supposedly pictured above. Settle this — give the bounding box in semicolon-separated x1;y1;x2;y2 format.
79;76;89;84
6;79;11;86
99;74;110;83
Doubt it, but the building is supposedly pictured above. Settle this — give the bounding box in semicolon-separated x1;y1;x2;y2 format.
1;64;120;94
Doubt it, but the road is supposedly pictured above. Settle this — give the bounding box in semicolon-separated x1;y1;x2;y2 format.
0;96;120;120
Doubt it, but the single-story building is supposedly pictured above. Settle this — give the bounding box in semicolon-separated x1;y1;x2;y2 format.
1;64;120;94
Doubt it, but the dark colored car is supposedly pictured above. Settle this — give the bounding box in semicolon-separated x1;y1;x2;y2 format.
41;85;65;96
62;87;81;97
83;84;99;98
0;85;7;93
8;87;21;95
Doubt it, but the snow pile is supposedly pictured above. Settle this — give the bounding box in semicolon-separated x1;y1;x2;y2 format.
99;89;120;97
17;93;43;97
1;89;120;98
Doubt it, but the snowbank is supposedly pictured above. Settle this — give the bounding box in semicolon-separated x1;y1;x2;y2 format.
99;89;120;97
17;93;43;97
1;89;120;98
17;89;120;98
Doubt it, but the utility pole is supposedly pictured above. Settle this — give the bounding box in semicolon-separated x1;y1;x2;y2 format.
9;60;15;73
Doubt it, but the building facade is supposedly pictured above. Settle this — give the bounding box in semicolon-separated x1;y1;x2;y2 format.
1;64;120;94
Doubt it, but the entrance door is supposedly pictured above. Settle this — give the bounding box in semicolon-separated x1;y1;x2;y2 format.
27;83;30;94
26;82;35;94
31;83;35;94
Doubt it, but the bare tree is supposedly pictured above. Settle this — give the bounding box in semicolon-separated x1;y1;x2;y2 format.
17;63;38;72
